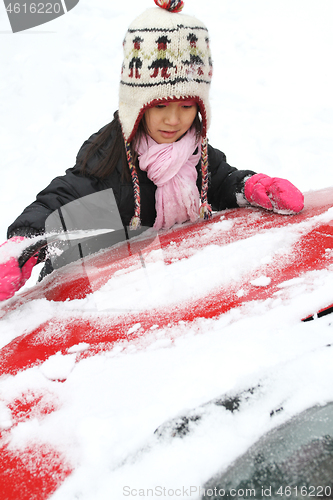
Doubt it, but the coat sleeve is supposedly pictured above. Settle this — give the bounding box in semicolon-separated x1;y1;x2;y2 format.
206;144;256;211
7;127;109;239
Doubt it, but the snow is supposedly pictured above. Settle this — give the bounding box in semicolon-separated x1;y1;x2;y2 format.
40;352;77;381
0;0;333;498
249;276;271;287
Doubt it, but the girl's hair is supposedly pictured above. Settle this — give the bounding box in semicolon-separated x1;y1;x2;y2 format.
79;111;131;181
79;108;203;181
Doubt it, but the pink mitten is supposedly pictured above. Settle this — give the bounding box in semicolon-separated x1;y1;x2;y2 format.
0;237;38;301
244;174;304;214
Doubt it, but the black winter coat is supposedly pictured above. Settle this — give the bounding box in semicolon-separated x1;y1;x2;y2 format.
8;124;256;239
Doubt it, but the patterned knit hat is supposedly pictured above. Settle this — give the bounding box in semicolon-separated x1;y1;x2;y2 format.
119;0;213;229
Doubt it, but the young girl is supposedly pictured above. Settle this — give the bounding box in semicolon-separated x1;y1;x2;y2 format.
0;0;304;301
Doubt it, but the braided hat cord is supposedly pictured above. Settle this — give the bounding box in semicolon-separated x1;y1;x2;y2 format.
199;136;212;220
125;140;141;230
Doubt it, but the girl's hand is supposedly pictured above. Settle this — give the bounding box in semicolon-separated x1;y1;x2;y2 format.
244;173;304;214
0;237;38;301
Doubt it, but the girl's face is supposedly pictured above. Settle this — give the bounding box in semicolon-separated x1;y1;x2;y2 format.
144;101;198;144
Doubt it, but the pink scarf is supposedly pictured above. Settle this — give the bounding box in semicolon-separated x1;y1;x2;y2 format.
137;128;201;230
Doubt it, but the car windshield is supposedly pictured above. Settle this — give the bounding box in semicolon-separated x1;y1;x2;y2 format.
202;403;333;500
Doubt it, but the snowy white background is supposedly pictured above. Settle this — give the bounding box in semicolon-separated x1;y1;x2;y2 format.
0;1;333;499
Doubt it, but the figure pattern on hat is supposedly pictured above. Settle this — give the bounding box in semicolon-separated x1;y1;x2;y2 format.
128;36;144;79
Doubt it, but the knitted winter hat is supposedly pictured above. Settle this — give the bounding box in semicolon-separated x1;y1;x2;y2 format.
119;0;213;229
